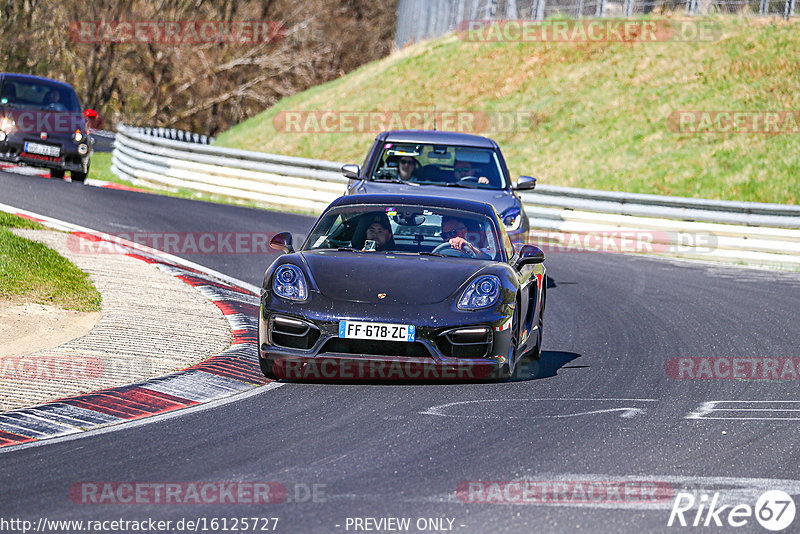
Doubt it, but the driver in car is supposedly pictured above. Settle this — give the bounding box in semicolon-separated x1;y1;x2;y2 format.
453;160;489;185
440;217;492;259
44;90;67;111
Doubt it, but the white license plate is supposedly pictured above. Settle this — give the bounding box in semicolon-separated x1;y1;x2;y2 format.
339;320;416;342
24;142;60;157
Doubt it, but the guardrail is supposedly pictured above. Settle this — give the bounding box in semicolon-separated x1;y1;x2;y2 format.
112;123;347;213
112;123;800;270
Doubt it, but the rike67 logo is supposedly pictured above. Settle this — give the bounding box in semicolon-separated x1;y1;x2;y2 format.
668;490;796;531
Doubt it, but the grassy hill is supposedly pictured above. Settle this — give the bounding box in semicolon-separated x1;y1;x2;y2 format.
214;17;799;204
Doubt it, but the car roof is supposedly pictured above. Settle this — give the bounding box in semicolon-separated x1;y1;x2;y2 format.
329;193;497;217
0;73;75;90
378;130;497;149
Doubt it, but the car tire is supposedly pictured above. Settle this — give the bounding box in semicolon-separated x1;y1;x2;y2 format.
50;169;65;179
499;303;520;380
529;288;546;360
71;171;87;183
259;356;277;380
529;315;543;360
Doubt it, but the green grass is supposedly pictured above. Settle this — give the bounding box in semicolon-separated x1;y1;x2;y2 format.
0;213;101;311
214;16;799;204
88;153;119;183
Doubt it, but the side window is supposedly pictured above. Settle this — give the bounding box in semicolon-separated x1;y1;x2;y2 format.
483;224;500;260
500;223;514;259
362;140;381;175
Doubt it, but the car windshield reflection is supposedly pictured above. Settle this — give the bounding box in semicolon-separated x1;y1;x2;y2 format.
370;143;506;190
303;204;503;261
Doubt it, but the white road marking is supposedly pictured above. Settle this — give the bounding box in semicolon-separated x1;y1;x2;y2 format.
687;400;800;420
420;398;657;419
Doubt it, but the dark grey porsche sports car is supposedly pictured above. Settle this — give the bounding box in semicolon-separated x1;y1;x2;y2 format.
259;194;546;381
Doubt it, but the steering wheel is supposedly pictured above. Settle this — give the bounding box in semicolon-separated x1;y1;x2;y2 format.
432;242;474;257
456;175;482;187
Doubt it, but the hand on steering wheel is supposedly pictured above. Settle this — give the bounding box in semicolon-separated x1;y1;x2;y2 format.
432;239;476;257
457;175;490;185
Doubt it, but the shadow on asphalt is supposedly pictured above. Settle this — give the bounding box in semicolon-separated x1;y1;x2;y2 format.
510;350;583;382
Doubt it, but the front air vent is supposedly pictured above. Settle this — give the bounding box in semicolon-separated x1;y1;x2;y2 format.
269;315;319;350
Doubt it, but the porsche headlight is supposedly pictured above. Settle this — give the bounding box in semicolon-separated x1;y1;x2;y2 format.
272;264;308;301
501;207;522;232
458;275;501;310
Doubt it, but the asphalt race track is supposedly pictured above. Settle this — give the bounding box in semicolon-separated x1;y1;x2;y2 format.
2;170;800;533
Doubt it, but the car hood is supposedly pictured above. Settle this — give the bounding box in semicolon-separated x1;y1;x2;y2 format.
354;180;520;215
300;250;489;304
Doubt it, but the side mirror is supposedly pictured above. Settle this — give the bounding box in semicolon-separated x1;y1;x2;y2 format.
517;244;545;267
341;164;360;180
270;232;294;254
515;176;536;191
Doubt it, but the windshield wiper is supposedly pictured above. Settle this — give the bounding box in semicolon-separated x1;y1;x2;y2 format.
418;251;445;257
371;176;405;183
337;246;360;252
441;181;480;189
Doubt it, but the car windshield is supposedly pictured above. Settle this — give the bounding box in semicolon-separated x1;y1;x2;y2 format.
0;79;81;112
370;142;507;190
303;204;503;261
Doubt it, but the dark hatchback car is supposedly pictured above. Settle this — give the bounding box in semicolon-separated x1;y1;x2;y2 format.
341;130;536;243
259;193;546;381
0;73;97;181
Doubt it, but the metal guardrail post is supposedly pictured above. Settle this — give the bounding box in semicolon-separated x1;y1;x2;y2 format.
533;0;546;20
685;0;697;14
577;0;585;16
760;0;769;14
595;0;605;16
623;0;633;16
786;0;796;17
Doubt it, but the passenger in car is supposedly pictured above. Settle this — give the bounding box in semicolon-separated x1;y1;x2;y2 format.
363;214;395;251
397;156;419;181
